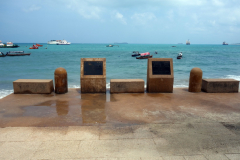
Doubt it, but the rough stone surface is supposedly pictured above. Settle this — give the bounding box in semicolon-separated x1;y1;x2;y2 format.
54;67;68;94
147;58;174;93
13;79;54;94
80;58;106;93
188;67;202;92
202;79;239;93
81;78;106;93
110;79;144;93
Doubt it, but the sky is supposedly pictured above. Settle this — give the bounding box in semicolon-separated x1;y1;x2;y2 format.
1;0;240;44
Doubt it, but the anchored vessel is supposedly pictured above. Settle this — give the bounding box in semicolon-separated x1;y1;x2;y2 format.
136;52;153;59
57;40;71;45
186;39;190;45
132;51;140;57
6;51;31;56
0;41;19;48
222;41;228;45
48;40;71;45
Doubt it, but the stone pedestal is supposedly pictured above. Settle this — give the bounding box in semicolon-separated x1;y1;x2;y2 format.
80;58;106;93
110;79;144;93
202;79;239;93
13;79;54;94
188;67;203;92
147;58;174;93
54;67;68;94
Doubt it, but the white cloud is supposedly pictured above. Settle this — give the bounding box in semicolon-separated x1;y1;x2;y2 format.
212;0;224;6
67;0;102;19
131;12;156;25
23;4;41;12
115;12;127;24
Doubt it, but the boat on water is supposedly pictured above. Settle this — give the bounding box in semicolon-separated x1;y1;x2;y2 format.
36;43;43;47
57;40;71;45
0;41;19;48
29;44;38;49
223;41;228;45
136;52;153;59
6;51;31;56
186;39;190;45
48;40;71;45
106;44;119;47
47;40;62;45
132;51;140;57
0;52;6;57
177;52;183;59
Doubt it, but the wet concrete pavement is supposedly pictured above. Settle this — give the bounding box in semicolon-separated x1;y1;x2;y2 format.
1;88;240;127
0;88;240;159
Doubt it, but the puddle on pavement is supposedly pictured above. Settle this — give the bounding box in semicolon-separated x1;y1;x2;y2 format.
81;94;107;124
0;93;114;127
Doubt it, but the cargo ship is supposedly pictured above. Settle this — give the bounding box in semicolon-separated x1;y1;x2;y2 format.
186;39;190;45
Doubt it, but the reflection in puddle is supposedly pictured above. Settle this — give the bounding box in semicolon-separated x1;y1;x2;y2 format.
56;101;69;116
22;100;69;117
81;94;106;124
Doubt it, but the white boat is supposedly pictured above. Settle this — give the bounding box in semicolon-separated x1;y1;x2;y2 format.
57;40;71;45
186;39;190;45
47;40;61;45
7;42;13;47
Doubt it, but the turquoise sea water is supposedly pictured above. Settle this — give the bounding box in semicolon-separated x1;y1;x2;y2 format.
1;43;240;98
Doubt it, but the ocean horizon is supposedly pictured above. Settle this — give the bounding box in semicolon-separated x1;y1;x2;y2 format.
1;43;240;99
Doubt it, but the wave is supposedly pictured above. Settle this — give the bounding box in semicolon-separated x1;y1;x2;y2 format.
0;89;13;99
224;75;240;81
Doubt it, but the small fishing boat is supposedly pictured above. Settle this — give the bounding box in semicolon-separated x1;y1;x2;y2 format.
136;52;153;59
36;43;43;47
132;51;140;57
177;52;182;59
0;52;6;57
6;51;31;56
29;44;38;49
106;44;119;47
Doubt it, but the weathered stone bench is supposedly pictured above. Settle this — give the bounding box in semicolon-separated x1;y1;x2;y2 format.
202;79;239;93
110;79;144;93
13;79;54;94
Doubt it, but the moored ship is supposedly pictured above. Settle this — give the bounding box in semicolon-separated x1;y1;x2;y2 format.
222;41;228;45
48;39;70;45
186;39;190;45
0;41;19;48
57;39;71;45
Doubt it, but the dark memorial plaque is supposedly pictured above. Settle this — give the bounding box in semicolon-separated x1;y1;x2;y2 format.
84;61;103;75
152;61;171;75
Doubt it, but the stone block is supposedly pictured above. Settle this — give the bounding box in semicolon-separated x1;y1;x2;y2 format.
202;79;239;93
13;79;54;94
147;58;174;93
110;79;144;93
80;58;106;93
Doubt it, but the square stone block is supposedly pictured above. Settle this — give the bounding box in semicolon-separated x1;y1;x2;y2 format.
202;79;239;93
80;58;106;93
13;79;54;94
147;58;174;93
110;79;144;93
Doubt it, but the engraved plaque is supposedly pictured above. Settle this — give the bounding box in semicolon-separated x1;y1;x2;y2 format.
152;61;171;75
84;61;103;75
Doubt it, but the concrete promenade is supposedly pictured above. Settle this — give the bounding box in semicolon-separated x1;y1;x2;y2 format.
0;88;240;159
